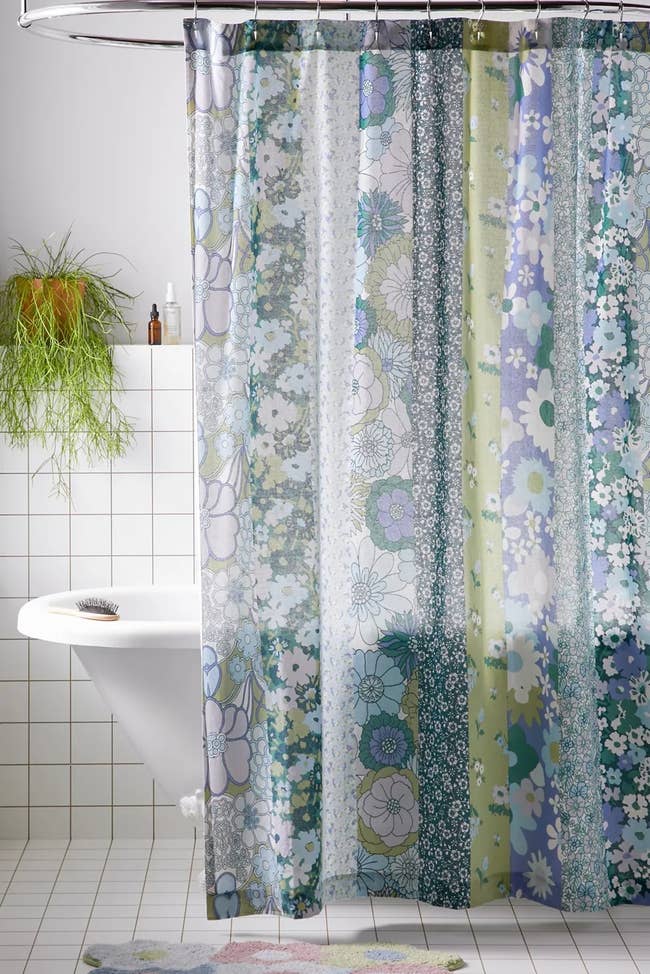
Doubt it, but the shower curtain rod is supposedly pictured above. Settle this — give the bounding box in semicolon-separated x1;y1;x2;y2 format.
18;0;650;48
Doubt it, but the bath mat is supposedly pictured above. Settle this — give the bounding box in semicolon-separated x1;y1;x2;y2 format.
82;939;465;973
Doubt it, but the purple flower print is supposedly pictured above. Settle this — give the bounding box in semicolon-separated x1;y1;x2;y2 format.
614;640;646;679
359;54;394;129
204;699;251;796
376;487;413;543
359;771;418;848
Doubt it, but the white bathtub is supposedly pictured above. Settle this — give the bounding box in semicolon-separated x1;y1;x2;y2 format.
17;586;204;803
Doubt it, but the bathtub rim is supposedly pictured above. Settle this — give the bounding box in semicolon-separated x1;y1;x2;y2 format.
17;584;200;650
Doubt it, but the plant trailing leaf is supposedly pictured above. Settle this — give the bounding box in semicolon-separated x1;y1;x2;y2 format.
0;231;135;495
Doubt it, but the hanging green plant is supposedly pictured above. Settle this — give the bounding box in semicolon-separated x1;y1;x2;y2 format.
0;232;135;494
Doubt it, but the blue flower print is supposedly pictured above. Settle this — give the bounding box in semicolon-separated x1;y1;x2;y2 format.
353;649;404;723
213;872;239;918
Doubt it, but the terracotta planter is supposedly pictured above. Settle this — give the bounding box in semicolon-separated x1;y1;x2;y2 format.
15;277;86;340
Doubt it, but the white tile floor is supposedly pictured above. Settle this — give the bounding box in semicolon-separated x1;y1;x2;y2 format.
0;838;648;974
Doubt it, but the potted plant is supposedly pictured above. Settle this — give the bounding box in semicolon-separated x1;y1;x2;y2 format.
0;232;135;493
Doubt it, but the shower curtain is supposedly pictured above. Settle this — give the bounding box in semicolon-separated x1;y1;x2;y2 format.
186;16;650;917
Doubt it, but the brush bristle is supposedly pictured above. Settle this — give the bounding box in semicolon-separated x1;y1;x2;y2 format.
76;598;119;616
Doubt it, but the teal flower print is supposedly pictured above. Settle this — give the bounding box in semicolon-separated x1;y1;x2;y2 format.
358;190;405;258
353;649;404;723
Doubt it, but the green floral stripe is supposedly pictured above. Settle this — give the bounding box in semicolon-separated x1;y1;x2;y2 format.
462;22;510;906
551;21;610;911
411;19;470;908
248;47;323;916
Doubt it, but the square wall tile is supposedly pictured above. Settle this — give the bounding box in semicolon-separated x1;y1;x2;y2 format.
113;346;152;391
153;433;193;474
29;558;69;598
29;806;70;839
154;806;195;839
71;806;111;840
0;435;28;474
112;516;152;558
0;475;29;515
112;725;141;765
0;682;28;722
153;557;195;586
111;557;152;587
29;516;69;557
113;764;153;806
153;516;193;557
30;682;70;723
0;807;28;838
0;640;28;681
152;473;194;515
0;724;28;764
30;724;70;765
71;723;111;764
153;391;193;432
113;391;151;431
0;766;28;806
29;765;70;806
29;476;69;516
70;474;111;515
153;346;193;390
0;599;24;639
112;806;153;839
72;766;111;807
71;682;111;723
0;517;28;556
70;557;111;590
29;642;70;682
112;433;152;474
111;473;152;515
71;516;111;557
0;559;29;598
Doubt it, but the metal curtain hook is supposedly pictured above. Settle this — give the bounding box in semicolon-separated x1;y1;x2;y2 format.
374;0;380;48
532;0;541;40
253;0;258;43
472;0;485;43
192;0;197;20
315;0;321;37
426;0;433;44
617;0;626;44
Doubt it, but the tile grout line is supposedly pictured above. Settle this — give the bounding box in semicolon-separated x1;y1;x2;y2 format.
464;907;487;974
179;830;198;942
415;900;428;950
21;838;71;974
368;895;379;943
70;840;112;972
605;908;643;974
507;897;545;974
132;838;156;939
0;839;28;909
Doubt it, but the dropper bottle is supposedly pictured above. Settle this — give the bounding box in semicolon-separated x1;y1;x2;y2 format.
163;282;182;345
148;304;161;346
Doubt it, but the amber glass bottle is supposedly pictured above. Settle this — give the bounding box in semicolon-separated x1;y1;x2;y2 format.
148;303;161;345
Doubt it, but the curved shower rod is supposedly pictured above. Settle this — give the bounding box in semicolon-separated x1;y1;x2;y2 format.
17;0;650;49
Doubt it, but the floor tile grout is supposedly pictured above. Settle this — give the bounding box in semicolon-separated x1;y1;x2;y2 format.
1;841;650;974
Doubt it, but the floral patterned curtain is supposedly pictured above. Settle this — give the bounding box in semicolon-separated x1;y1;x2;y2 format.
186;17;650;917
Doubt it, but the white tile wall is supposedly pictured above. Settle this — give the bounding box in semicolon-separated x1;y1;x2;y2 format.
0;346;198;840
